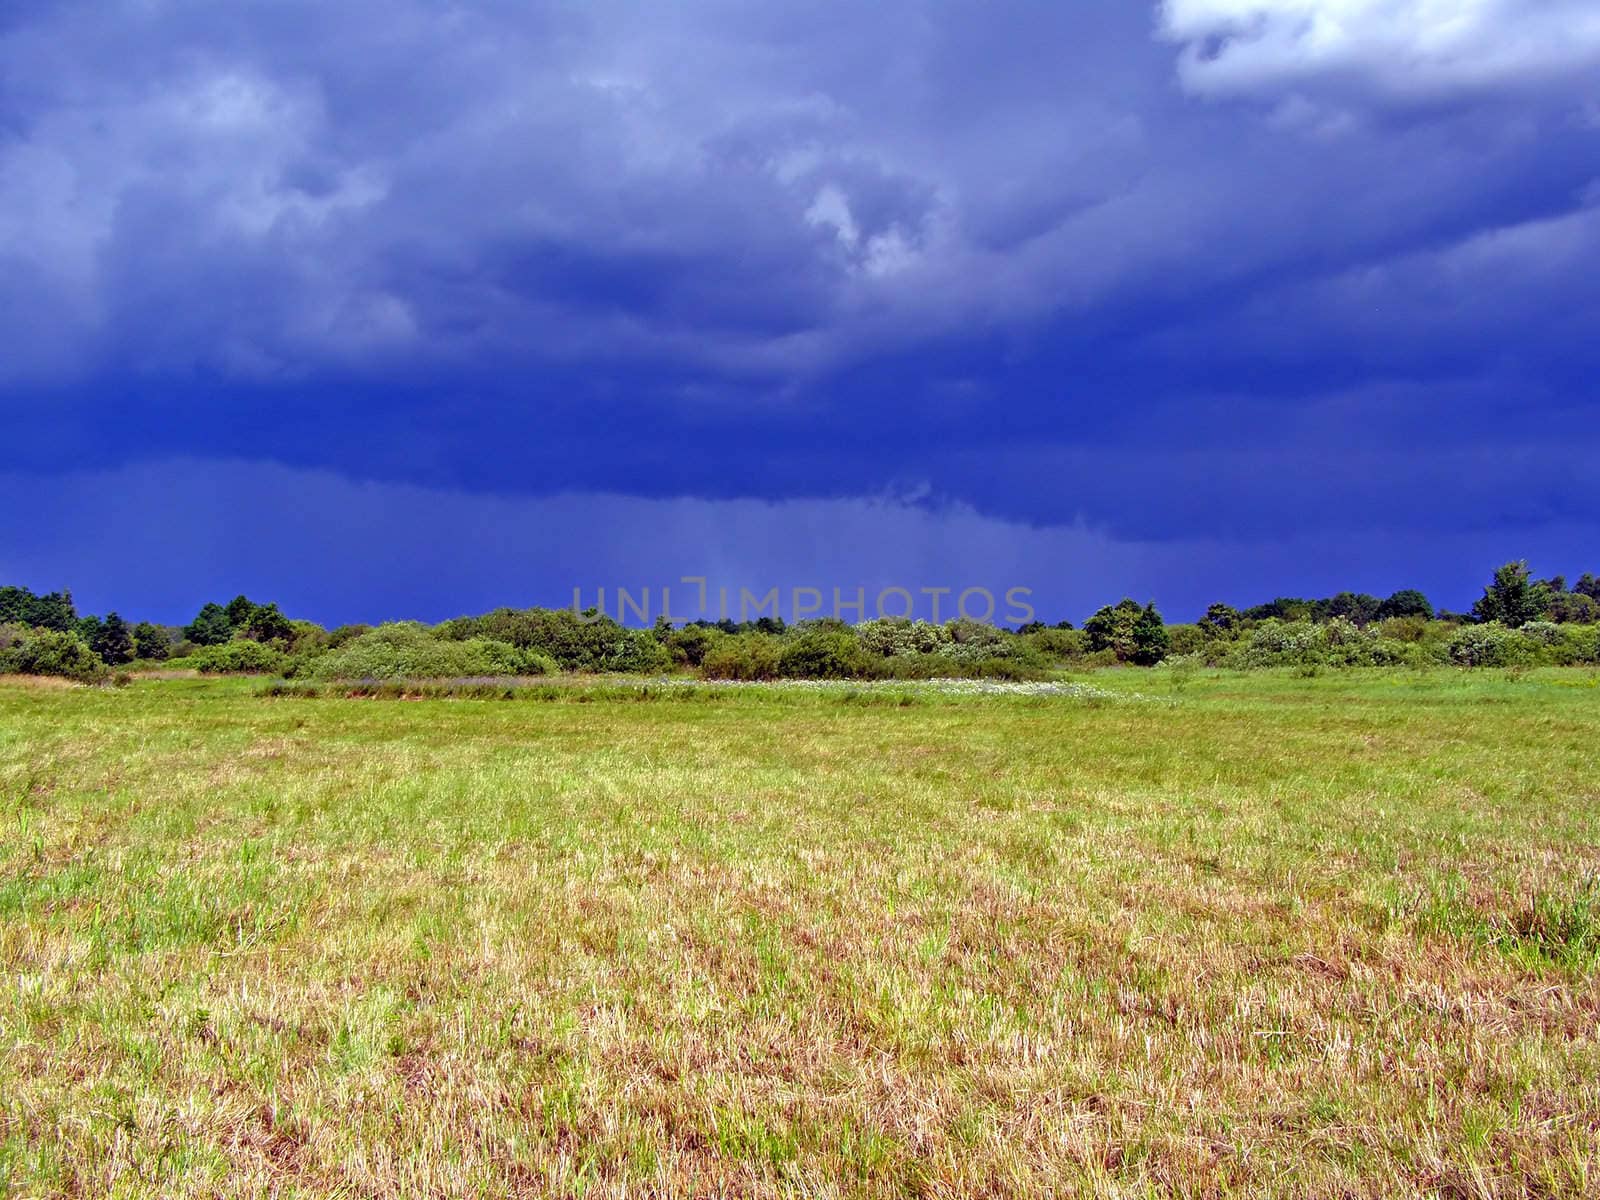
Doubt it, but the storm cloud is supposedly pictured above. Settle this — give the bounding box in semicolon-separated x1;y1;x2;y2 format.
2;1;1595;616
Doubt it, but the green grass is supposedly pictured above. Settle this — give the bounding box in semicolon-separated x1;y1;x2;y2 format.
1;669;1597;1197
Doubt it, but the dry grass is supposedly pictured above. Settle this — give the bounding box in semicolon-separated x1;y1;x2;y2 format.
0;670;1597;1197
0;675;83;691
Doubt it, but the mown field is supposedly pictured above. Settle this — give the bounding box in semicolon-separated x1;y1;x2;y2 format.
1;670;1597;1198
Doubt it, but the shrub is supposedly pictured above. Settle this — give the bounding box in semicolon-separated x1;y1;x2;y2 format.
1519;621;1563;648
1446;623;1534;668
935;619;1045;667
438;608;661;673
1225;619;1328;668
1;628;109;683
604;630;673;674
662;623;720;667
1023;627;1087;661
856;618;952;658
1221;616;1420;669
1375;616;1430;644
967;657;1050;681
1165;624;1206;657
524;651;561;676
300;624;557;680
778;629;871;679
171;639;290;675
871;653;951;680
1550;624;1600;666
700;632;783;680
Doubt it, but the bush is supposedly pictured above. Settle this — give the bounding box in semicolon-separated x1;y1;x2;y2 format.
1165;624;1207;657
1446;623;1535;668
171;639;290;675
438;608;665;673
778;629;871;679
0;628;109;683
605;630;673;674
856;618;952;658
936;619;1042;667
1022;627;1087;661
1375;616;1431;644
1550;624;1600;666
700;632;783;680
1519;621;1563;648
967;657;1050;681
1224;619;1328;668
301;623;553;680
662;623;720;667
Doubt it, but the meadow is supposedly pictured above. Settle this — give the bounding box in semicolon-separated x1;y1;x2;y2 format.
1;669;1597;1197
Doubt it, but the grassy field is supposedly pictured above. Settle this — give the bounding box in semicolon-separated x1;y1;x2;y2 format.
1;670;1597;1198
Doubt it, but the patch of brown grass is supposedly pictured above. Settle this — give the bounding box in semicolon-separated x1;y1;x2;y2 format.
0;673;83;690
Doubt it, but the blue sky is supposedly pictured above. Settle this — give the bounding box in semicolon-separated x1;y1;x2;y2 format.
2;0;1598;625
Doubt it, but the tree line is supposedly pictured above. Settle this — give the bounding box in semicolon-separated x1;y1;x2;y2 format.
2;561;1598;684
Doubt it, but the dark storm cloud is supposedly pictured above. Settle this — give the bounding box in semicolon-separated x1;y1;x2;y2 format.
4;459;1590;627
1;0;1597;580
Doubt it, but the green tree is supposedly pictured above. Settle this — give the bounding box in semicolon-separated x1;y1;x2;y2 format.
1199;603;1240;637
239;602;294;644
0;586;78;631
1244;597;1317;622
1130;602;1169;666
185;602;234;646
132;621;170;661
1378;589;1433;620
1325;592;1382;625
1472;561;1547;627
224;594;257;629
1546;591;1600;624
92;612;135;666
1084;599;1143;659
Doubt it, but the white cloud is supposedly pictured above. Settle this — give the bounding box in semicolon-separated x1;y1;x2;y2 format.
805;184;860;247
1159;0;1600;100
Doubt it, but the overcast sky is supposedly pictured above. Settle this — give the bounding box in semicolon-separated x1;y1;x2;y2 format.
3;0;1597;624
